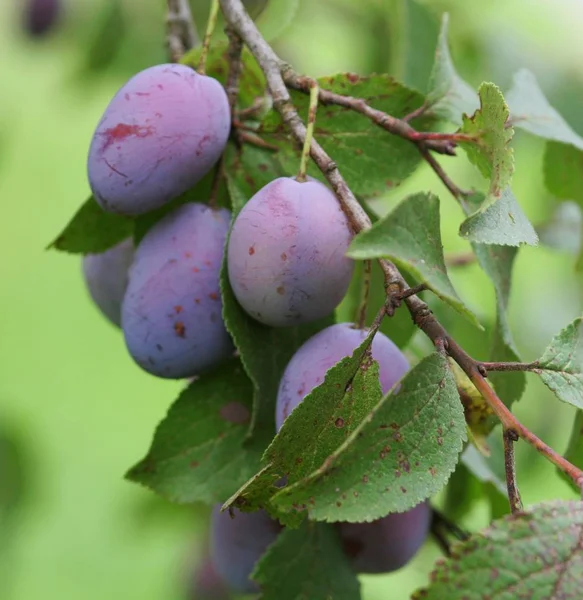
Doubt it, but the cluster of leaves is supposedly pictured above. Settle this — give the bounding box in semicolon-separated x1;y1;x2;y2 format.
50;9;583;600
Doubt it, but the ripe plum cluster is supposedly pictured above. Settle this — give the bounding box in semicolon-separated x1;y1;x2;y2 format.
82;63;430;596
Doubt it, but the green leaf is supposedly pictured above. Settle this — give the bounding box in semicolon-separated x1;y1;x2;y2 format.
224;332;382;520
461;443;507;497
49;197;133;254
460;83;514;189
348;192;481;328
254;0;300;42
252;521;361;600
466;197;525;407
220;247;334;442
223;142;286;212
126;359;262;504
262;74;435;198
505;69;583;149
544;141;583;206
458;86;536;247
535;318;583;409
459;187;538;247
181;43;265;107
401;0;440;94
426;13;479;126
562;410;583;492
413;500;583;600
273;353;466;522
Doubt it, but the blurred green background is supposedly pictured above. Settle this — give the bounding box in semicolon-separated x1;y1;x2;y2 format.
1;0;583;598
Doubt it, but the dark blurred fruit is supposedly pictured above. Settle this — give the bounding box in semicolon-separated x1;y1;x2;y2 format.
227;177;354;327
276;322;409;430
210;506;281;594
189;554;230;600
87;64;230;216
122;203;233;379
22;0;61;38
337;502;431;573
82;238;134;328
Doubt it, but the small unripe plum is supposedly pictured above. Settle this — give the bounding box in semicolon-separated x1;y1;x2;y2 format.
23;0;61;37
210;506;281;594
87;64;230;215
276;322;409;430
82;238;134;328
227;177;354;327
337;502;431;573
122;203;233;379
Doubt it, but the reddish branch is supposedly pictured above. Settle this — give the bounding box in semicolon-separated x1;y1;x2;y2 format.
218;0;583;493
503;429;523;514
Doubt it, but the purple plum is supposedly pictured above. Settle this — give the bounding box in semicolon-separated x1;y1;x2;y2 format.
276;322;409;430
122;203;233;379
87;64;230;215
82;238;134;328
22;0;61;37
210;506;281;594
337;502;431;573
227;177;354;327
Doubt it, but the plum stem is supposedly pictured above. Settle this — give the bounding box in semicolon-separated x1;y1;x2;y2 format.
297;81;319;182
166;0;198;62
503;429;523;514
219;0;583;493
199;0;220;74
356;260;372;330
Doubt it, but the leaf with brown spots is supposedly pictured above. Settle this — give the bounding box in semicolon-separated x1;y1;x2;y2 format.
221;331;382;522
272;353;466;522
413;500;583;600
261;74;436;199
126;359;262;504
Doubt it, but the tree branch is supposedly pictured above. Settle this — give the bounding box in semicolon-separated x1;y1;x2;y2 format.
218;0;583;493
166;0;198;63
479;361;539;372
503;429;523;514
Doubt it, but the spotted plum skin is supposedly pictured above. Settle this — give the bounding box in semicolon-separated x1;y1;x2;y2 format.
227;177;354;327
337;502;431;573
276;322;409;430
210;506;281;594
82;238;134;328
23;0;61;37
122;203;233;379
87;64;230;216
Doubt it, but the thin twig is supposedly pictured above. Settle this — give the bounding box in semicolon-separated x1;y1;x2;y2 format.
198;0;220;74
225;28;244;118
402;101;431;123
356;260;372;329
480;361;539;372
503;429;523;514
419;147;470;200
219;0;583;492
284;73;458;157
445;251;477;268
237;131;279;151
297;82;319;182
430;509;471;556
166;0;198;62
